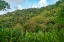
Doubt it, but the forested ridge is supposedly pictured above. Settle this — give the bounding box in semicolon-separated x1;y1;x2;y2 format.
0;0;64;42
0;0;64;32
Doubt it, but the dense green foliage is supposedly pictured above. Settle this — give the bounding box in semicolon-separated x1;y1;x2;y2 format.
0;28;64;42
56;5;64;29
0;0;64;32
0;0;64;42
0;0;10;10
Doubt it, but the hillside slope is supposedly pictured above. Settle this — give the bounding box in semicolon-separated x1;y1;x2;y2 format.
0;0;64;32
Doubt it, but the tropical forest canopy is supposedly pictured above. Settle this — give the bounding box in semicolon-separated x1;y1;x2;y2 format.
0;0;64;42
0;0;64;32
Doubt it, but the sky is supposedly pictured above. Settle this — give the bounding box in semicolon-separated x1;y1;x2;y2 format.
0;0;58;15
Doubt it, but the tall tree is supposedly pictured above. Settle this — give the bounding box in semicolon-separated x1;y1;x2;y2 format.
0;0;10;10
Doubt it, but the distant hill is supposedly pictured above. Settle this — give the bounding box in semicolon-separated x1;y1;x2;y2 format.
0;0;64;32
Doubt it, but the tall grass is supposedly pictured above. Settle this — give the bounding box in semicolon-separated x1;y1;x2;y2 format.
0;28;64;42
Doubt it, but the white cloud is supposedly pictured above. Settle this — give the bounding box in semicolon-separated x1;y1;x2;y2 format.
18;5;23;10
32;4;38;8
0;9;15;15
4;0;25;10
4;0;23;5
38;0;48;7
0;10;7;15
31;0;48;8
4;0;48;9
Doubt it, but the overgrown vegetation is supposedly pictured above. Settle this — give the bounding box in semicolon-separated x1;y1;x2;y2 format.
0;0;64;42
0;28;64;42
0;0;64;32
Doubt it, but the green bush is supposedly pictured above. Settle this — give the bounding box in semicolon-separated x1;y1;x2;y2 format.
0;28;64;42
